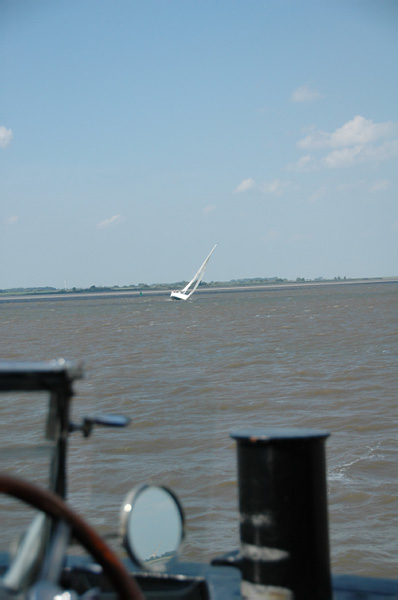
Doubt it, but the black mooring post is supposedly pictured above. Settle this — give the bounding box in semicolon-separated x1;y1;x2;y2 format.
231;428;331;600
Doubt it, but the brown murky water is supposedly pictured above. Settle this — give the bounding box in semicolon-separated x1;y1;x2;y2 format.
1;282;397;578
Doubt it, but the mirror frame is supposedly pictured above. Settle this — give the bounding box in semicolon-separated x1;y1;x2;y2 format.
120;484;185;571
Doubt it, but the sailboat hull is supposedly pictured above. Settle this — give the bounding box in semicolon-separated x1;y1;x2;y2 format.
170;291;190;301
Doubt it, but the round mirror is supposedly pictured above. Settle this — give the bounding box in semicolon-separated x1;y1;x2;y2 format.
120;485;184;572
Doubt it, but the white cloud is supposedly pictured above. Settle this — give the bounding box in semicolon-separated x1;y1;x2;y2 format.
260;179;290;196
0;126;13;148
296;116;398;169
288;154;316;172
234;177;292;196
291;85;322;103
298;129;330;150
6;216;18;225
308;186;326;203
264;229;280;242
333;116;396;147
203;204;216;217
370;179;391;192
363;139;398;162
234;177;256;193
97;214;123;229
298;116;397;150
322;145;363;168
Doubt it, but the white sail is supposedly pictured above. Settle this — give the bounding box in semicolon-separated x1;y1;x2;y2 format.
170;245;217;301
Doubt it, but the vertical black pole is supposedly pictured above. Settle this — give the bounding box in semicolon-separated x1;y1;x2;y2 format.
231;428;331;600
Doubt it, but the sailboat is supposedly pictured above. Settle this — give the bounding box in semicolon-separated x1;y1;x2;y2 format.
170;245;217;300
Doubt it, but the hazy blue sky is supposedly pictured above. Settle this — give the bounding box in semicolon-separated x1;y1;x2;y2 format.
1;0;397;289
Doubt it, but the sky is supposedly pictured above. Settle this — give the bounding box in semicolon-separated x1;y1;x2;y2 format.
1;0;397;289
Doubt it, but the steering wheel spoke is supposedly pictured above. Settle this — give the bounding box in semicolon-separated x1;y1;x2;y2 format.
0;473;143;599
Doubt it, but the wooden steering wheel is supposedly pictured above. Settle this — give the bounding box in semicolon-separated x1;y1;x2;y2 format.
0;473;143;599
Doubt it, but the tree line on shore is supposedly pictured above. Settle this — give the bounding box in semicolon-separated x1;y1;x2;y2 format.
0;276;364;297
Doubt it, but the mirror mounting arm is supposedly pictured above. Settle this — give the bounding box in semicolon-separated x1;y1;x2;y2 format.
69;415;131;438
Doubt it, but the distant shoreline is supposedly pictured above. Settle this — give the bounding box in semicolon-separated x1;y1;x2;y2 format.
1;277;397;302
